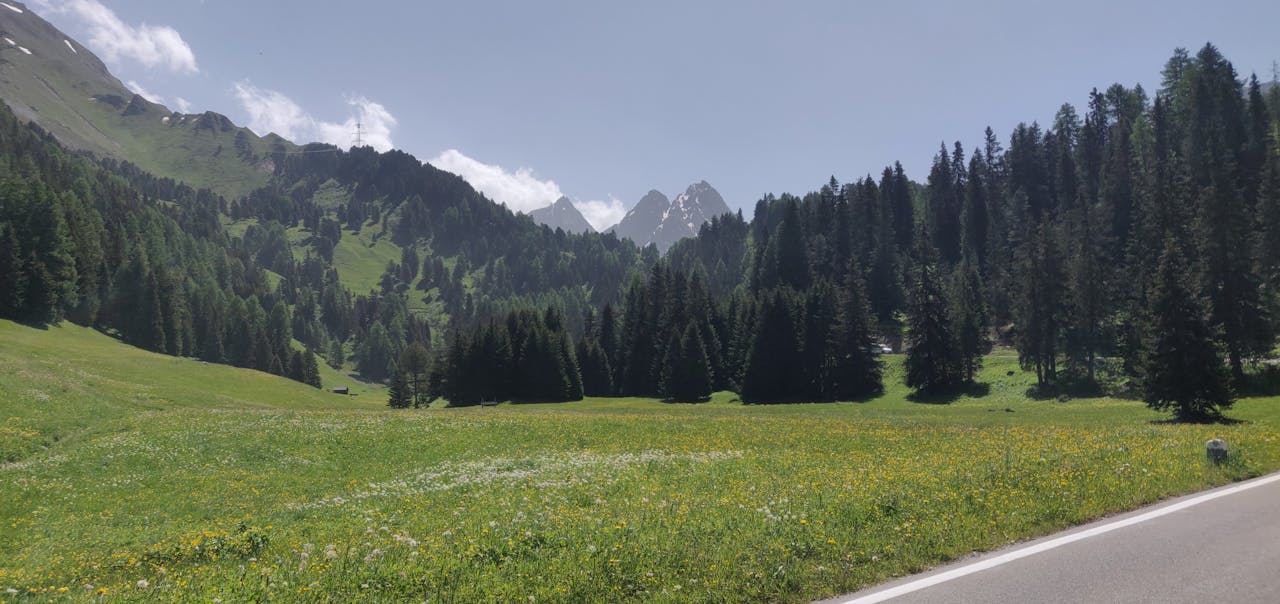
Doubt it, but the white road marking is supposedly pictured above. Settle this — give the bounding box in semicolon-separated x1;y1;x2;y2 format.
838;471;1280;604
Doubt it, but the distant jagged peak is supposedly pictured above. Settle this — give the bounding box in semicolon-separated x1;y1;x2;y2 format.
609;180;732;251
529;195;595;234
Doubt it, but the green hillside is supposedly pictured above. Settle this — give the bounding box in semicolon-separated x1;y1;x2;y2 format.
0;319;377;463
0;3;291;199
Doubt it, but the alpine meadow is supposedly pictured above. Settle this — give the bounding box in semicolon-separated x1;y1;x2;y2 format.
3;1;1280;602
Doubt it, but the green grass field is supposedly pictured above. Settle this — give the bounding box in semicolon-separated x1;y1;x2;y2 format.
2;320;1278;602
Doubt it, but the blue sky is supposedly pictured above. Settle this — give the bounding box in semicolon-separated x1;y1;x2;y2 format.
24;0;1280;229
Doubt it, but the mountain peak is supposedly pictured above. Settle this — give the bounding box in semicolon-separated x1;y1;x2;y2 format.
529;197;595;234
608;181;731;252
0;2;293;198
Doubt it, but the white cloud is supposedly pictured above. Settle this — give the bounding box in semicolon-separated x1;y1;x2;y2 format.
316;96;396;152
34;0;198;73
173;97;192;113
430;149;563;214
232;81;396;151
575;197;627;231
124;79;162;104
232;81;310;140
428;149;623;230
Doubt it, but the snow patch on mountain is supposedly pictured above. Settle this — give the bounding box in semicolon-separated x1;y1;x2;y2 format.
607;181;732;252
0;2;23;14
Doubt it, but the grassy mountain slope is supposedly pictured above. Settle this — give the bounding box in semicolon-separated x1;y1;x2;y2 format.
0;1;291;199
0;319;379;463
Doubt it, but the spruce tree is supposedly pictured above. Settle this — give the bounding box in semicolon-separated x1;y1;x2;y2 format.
905;237;958;394
831;260;883;400
741;291;803;403
0;223;26;318
387;370;412;408
288;350;306;382
950;252;989;383
144;271;167;354
1015;221;1066;386
303;349;323;388
802;280;838;400
658;324;713;402
399;342;431;407
578;337;614;397
1140;240;1234;420
773;200;810;290
327;338;346;370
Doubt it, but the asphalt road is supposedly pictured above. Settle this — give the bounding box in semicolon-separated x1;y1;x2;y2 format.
821;472;1280;604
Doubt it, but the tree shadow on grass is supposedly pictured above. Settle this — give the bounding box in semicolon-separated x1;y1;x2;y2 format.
1024;379;1108;401
906;382;991;405
740;388;885;405
1148;414;1245;426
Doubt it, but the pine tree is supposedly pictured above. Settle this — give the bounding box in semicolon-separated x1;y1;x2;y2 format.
950;252;989;383
327;338;346;370
144;271;167;354
1015;221;1066;386
357;323;396;382
387;370;412;408
288;350;306;382
831;260;883;400
663;323;713;402
399;342;431;407
904;237;959;394
1140;240;1234;420
0;223;26;318
801;280;838;399
773;200;810;290
962;152;991;271
577;337;614;397
741;291;803;403
926;142;961;263
302;349;322;388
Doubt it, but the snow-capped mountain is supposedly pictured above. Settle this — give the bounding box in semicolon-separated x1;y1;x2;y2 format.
608;181;732;251
528;196;595;234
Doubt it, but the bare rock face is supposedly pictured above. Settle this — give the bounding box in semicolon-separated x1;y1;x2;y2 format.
529;196;595;234
607;181;732;251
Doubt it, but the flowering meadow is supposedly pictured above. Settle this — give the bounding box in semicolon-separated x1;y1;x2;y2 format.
3;321;1279;602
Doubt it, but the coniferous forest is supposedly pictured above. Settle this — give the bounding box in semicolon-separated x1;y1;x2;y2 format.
3;44;1278;421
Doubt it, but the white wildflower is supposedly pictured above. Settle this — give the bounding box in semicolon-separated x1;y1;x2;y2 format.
136;579;149;589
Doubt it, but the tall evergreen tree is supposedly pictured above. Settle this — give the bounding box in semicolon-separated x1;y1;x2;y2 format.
831;260;883;399
950;252;989;383
741;291;803;403
1140;240;1234;420
661;323;713;402
904;236;958;393
1015;221;1065;386
399;342;431;407
387;370;412;409
0;223;26;317
302;349;322;388
773;200;810;290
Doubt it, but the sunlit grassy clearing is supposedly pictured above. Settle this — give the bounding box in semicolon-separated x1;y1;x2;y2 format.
1;320;1277;602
